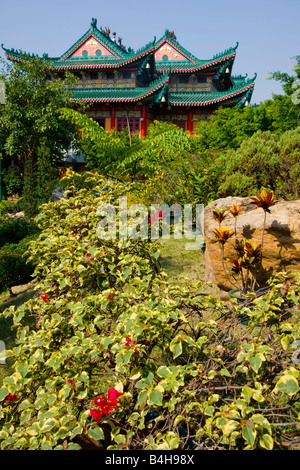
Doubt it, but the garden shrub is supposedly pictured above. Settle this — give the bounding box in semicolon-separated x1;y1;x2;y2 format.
212;127;300;200
0;217;40;248
1;166;22;198
276;127;300;200
0;171;299;451
218;130;280;197
0;235;37;293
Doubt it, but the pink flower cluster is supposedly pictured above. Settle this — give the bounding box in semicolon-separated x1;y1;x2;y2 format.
90;387;124;424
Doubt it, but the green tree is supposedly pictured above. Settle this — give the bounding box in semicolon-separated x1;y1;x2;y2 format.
215;127;300;199
218;130;280;197
61;111;194;180
195;105;273;151
268;55;300;96
0;56;79;216
262;95;300;134
59;108;130;177
276;127;300;199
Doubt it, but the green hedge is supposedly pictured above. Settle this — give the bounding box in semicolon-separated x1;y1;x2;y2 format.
0;236;37;293
0;217;39;248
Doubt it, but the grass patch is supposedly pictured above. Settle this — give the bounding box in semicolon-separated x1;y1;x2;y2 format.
158;235;205;285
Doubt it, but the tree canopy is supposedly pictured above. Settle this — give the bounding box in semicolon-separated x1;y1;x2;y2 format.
0;56;80;215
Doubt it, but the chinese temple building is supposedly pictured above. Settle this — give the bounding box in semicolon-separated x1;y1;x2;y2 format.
2;18;256;137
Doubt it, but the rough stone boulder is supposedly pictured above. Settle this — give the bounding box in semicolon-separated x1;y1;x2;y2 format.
204;196;300;295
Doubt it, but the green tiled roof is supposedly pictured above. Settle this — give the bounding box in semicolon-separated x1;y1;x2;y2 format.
1;20;256;108
155;48;238;73
60;21;128;61
1;23;238;74
169;79;255;106
232;74;249;87
154;29;200;64
155;53;235;73
53;43;156;69
1;17;157;70
1;43;156;70
69;73;170;102
154;31;239;73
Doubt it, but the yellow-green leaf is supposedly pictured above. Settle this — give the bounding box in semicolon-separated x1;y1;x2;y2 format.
274;374;299;396
259;433;274;450
242;424;257;448
88;426;104;441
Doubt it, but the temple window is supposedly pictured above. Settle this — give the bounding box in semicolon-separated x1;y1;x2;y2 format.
74;72;83;80
179;76;189;84
82;50;88;57
117;118;140;134
90;71;98;80
162;55;169;62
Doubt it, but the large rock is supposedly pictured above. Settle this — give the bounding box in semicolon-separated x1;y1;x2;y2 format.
204;196;300;295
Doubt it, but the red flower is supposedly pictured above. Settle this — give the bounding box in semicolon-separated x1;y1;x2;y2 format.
41;294;48;302
107;387;124;402
90;408;103;425
125;337;138;352
94;395;109;408
90;388;124;424
7;393;17;402
68;379;76;389
60;173;65;178
108;294;113;301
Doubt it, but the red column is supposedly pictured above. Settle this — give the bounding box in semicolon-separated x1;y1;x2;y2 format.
110;107;116;131
187;110;193;135
140;105;147;139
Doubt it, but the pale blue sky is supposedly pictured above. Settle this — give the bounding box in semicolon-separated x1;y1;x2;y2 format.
1;0;299;104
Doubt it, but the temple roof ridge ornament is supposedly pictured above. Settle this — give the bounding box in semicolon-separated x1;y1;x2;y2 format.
213;41;239;60
232;73;248;80
90;18;97;31
245;72;257;84
155;30;198;64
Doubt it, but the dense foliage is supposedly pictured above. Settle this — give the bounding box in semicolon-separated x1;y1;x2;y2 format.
60;56;300;208
0;56;299;451
0;217;39;293
215;127;300;199
0;57;79;216
0;236;36;293
0;217;39;247
0;172;299;451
